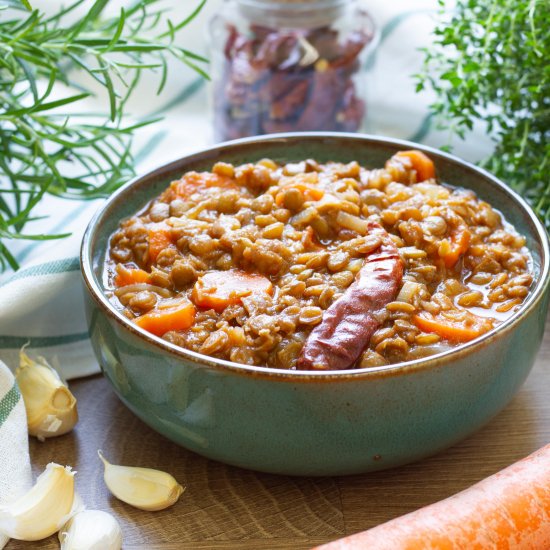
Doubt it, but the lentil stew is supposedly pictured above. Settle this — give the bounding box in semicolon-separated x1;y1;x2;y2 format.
105;151;533;370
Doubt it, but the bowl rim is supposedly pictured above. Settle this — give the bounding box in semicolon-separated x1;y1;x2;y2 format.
80;132;550;381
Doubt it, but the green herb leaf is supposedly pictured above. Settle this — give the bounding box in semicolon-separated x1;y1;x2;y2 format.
419;0;550;228
0;0;207;270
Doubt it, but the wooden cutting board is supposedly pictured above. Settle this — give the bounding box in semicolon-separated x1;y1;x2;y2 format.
7;320;550;549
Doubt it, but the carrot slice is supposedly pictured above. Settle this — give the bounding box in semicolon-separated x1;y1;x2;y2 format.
394;150;436;182
192;269;273;312
148;223;174;264
134;301;196;336
315;443;550;550
413;311;494;343
161;171;238;202
114;266;150;287
275;181;325;207
442;226;472;269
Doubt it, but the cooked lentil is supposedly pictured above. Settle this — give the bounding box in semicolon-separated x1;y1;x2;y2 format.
105;152;533;370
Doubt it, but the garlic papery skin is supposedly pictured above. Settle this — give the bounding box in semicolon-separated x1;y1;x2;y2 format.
16;348;78;441
0;463;75;541
59;510;122;550
98;451;184;511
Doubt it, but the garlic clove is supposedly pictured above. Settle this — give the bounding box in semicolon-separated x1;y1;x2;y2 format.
98;451;184;511
0;463;75;541
59;510;122;550
16;348;78;441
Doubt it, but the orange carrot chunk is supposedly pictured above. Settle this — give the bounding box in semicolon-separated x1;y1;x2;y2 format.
413;311;494;343
114;266;150;287
395;150;436;182
275;182;325;207
161;171;238;202
315;443;550;550
148;223;174;264
134;301;196;336
192;269;273;312
442;225;472;269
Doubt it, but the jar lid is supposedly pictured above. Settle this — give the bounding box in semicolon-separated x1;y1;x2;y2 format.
236;0;351;28
239;0;346;5
244;0;346;7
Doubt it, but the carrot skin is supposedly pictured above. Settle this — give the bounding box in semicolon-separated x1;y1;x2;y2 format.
161;171;237;202
413;312;493;343
314;444;550;550
114;267;150;287
443;226;472;269
148;223;174;264
275;182;325;207
134;301;196;336
192;269;273;312
394;150;436;182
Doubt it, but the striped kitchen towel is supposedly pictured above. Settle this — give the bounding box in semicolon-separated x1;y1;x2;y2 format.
0;361;32;549
0;0;493;381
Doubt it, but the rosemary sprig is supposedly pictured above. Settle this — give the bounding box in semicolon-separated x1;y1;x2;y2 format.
418;0;550;229
0;0;207;271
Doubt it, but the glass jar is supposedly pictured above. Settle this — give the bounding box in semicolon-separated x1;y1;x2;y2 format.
209;0;377;142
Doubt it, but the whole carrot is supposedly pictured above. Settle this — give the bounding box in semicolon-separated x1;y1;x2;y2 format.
315;444;550;550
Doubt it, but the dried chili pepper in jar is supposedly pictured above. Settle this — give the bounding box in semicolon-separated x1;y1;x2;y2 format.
209;0;377;141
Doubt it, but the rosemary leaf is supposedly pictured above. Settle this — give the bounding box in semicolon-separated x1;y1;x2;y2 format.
0;0;207;271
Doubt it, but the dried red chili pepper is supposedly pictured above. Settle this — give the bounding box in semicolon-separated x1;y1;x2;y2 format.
210;2;375;141
297;223;404;371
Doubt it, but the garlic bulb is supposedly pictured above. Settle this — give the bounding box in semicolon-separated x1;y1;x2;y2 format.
98;451;184;511
0;463;75;541
59;510;122;550
16;348;78;441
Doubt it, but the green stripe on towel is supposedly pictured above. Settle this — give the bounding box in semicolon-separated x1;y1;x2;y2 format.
0;383;20;428
0;332;89;349
1;257;80;287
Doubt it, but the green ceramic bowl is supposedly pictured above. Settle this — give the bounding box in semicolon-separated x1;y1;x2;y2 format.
81;133;550;476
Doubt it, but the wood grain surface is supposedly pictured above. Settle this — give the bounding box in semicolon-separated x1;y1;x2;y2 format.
7;320;550;550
